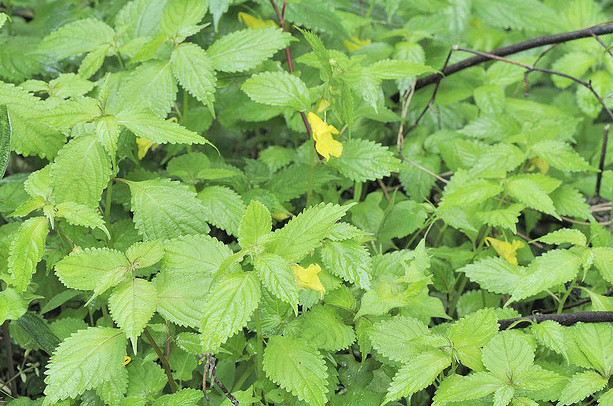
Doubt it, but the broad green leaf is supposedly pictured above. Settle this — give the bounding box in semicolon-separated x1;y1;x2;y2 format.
385;350;451;403
44;327;126;403
161;234;237;277
208;27;292;73
599;388;613;406
0;13;6;29
238;200;272;252
505;178;558;219
37;19;115;60
567;323;613;376
54;248;130;295
482;331;534;379
459;257;528;295
366;59;435;79
170;43;216;108
531;320;567;361
297;28;332;80
242;71;309;112
200;272;261;352
531;140;597;173
551;52;596;89
152;388;204;406
125;357;166;398
269;203;351;262
287;305;355;351
125;241;164;269
536;228;586;247
263;335;328;406
39;97;101;128
24;165;52;198
116;109;212;146
493;385;514;406
320;240;371;289
474;85;505;115
96;115;120;158
153;270;210;328
0;104;10;179
96;368;128;406
508;250;581;304
448;308;499;348
8;217;49;291
476;203;524;233
9;196;44;218
126;178;210;240
254;253;299;311
0;287;34;324
550;184;591;220
160;0;208;37
327;138;401;182
439;178;502;209
108;278;157;351
432;373;502;406
50;135;112;207
55;202;109;238
558;370;608;406
470;143;526;178
197;185;246;236
370;316;430;363
591;247;613;285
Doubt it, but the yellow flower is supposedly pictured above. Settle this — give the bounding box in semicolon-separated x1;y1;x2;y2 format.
238;12;277;29
531;157;549;174
122;355;131;366
485;237;525;266
307;112;342;161
292;263;325;297
316;98;330;113
343;36;371;53
136;137;157;160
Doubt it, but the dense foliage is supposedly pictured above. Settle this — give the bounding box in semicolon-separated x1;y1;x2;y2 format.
1;0;612;405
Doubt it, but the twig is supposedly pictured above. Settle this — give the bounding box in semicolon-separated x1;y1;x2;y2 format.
400;153;448;184
143;327;177;393
516;232;544;249
213;375;240;406
396;82;416;152
561;216;611;226
200;354;240;406
498;311;613;330
406;49;453;134
595;124;610;197
591;32;613;60
377;179;391;202
540;291;613;314
415;24;613;91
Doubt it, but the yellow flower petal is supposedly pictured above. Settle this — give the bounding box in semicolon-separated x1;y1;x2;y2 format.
122;355;131;366
485;237;525;266
343;36;371;53
238;12;277;29
307;112;342;161
292;263;325;297
136;137;157;160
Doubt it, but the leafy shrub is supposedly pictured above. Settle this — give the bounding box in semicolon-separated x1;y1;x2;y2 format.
0;1;612;406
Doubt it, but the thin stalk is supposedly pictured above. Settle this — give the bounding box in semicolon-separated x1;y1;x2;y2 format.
55;223;74;251
353;181;363;202
115;54;126;70
104;179;113;246
558;280;576;314
306;138;315;206
253;310;266;403
182;91;189;125
143;327;177;393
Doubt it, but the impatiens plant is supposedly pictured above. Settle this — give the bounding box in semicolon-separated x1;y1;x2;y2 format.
1;1;613;406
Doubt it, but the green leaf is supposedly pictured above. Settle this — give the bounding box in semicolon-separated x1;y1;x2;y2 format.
43;327;126;403
37;19;115;60
161;234;238;276
459;257;528;295
327;138;401;182
209;0;232;30
108;278;157;351
508;250;581;304
567;323;613;376
125;241;164;269
558;370;608;406
170;43;216;108
96;115;120;158
432;373;502;406
39;97;101;129
8;217;49;292
320;240;371;289
470;143;526;178
474;85;505;115
505;178;559;219
54;248;130;295
153;388;204;406
448;308;499;349
482;331;534;379
10;196;44;218
385;350;451;403
241;71;309;112
531;140;597;173
96;368;128;406
50;135;112;207
599;388;613;406
197;185;245;236
369;316;430;363
200;272;261;353
0;287;34;324
153;270;210;328
208;27;292;73
439;178;502;209
55;202;109;238
125;358;167;398
116;109;212;146
551;52;596;89
0;104;10;179
296;28;332;80
366;59;435;79
550;185;591;220
238;200;272;252
263;335;328;406
254;253;299;311
476;203;524;233
536;228;586;247
591;247;613;285
126;178;210;240
288;305;355;351
160;0;208;38
531;320;567;361
0;13;6;29
269;203;351;263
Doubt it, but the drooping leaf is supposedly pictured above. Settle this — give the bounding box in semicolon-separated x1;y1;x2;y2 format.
161;0;208;37
482;331;534;379
459;257;528;295
287;305;355;351
254;253;299;311
369;316;430;363
0;104;10;179
242;71;309;112
536;228;586;247
327;138;401;182
238;200;272;252
170;43;216;108
558;370;608;406
197;185;246;237
153;270;210;328
8;217;49;292
320;240;371;289
37;19;115;60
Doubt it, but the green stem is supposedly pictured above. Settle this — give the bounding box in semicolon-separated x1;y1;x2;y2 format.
353;181;363;202
254;309;266;403
182;90;188;125
104;179;113;246
144;327;177;393
557;280;576;314
306;139;315;207
448;274;467;317
115;53;125;70
232;366;252;392
55;223;74;251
